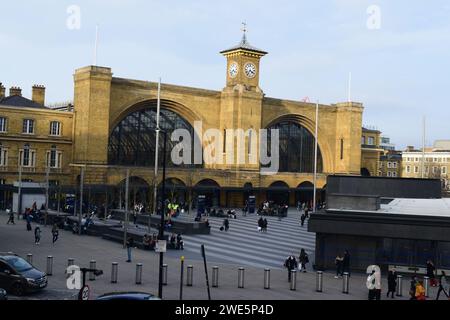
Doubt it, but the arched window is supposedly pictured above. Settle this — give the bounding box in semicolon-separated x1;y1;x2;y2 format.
108;108;200;167
266;121;323;173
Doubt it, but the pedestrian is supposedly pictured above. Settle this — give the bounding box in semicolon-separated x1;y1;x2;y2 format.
300;214;306;227
34;226;41;245
176;234;184;250
143;234;151;250
263;218;268;233
133;211;138;226
258;217;264;232
334;253;343;278
436;270;449;300
284;254;298;282
387;269;397;299
426;259;437;287
223;218;229;232
51;224;59;244
298;249;309;273
26;220;32;231
6;209;15;225
304;207;309;219
126;236;134;262
409;276;418;300
342;250;351;276
415;280;426;300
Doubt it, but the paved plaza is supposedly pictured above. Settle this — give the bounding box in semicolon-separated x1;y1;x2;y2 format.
0;211;441;300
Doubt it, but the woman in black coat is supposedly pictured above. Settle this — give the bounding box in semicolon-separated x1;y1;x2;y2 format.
387;269;397;298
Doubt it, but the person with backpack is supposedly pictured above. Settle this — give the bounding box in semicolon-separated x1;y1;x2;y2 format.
34;226;41;245
299;249;309;273
284;255;298;282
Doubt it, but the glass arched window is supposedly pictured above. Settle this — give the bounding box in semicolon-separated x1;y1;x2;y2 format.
108;108;199;167
266;121;323;173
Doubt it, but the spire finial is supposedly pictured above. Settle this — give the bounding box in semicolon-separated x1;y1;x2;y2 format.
241;22;247;43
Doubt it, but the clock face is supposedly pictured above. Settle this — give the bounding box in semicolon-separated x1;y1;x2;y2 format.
244;62;257;78
229;62;238;78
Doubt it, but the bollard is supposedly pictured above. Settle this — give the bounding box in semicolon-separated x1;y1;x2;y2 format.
135;263;143;285
46;256;53;276
212;266;219;288
111;262;118;283
68;258;74;267
316;271;323;293
186;265;193;287
342;272;350;294
424;276;430;297
162;264;168;285
238;267;245;288
290;270;297;291
396;275;403;297
264;269;270;290
89;260;96;281
26;254;33;264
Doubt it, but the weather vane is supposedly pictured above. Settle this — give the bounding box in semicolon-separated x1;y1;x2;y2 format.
241;22;247;34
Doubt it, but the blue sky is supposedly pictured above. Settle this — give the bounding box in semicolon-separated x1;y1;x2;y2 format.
1;0;449;149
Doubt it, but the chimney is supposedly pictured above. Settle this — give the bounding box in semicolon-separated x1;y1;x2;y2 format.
0;83;5;99
32;84;46;106
9;86;22;97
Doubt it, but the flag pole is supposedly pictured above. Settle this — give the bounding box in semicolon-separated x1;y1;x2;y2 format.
151;78;162;229
421;116;426;179
94;25;99;66
313;101;319;213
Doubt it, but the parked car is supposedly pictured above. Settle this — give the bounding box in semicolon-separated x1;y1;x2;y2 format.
0;288;7;300
96;292;160;300
0;253;47;296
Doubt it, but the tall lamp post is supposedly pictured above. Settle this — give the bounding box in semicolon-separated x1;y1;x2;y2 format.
158;129;168;299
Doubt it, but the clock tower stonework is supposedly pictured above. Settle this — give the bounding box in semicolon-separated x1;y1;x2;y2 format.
218;31;268;171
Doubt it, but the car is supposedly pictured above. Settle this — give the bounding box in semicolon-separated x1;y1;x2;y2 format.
0;253;48;296
96;292;160;300
0;288;7;300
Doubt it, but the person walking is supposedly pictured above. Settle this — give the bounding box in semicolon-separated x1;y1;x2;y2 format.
223;218;229;232
300;213;306;227
34;226;41;245
126;236;134;262
387;269;397;299
176;233;184;250
436;271;449;300
409;276;418;300
298;249;309;273
6;209;15;225
367;269;377;300
334;254;343;278
426;259;437;287
284;255;298;282
51;224;59;244
258;217;264;232
342;250;351;276
262;218;268;233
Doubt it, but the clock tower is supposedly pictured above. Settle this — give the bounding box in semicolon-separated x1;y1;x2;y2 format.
220;24;267;92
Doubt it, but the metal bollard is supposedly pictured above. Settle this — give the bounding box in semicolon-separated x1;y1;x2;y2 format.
68;258;74;267
135;263;143;285
212;266;219;288
162;264;168;285
89;260;96;281
26;254;33;264
264;269;270;290
316;271;323;293
342;272;350;294
290;270;297;291
186;265;193;287
111;262;118;283
46;256;53;276
396;275;403;297
238;267;245;288
424;276;430;297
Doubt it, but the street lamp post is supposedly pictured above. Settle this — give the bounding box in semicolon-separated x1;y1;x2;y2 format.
158;129;168;299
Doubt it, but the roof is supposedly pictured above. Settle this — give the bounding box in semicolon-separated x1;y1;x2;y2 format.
220;34;268;56
0;95;47;109
379;198;450;217
434;140;450;151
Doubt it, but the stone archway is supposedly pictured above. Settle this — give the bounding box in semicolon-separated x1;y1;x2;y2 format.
267;181;290;205
194;179;221;208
